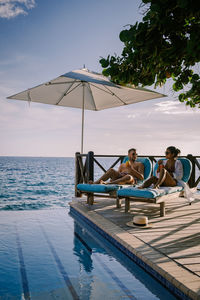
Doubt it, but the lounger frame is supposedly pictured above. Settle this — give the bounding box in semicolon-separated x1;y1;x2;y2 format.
118;187;196;217
117;158;195;217
86;191;117;205
118;193;178;217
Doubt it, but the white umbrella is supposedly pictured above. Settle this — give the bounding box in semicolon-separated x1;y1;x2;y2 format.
7;68;165;153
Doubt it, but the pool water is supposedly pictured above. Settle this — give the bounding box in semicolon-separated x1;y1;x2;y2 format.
0;208;177;299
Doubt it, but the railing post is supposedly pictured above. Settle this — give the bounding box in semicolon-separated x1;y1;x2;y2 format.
187;154;196;188
75;152;82;197
87;151;94;183
120;156;125;163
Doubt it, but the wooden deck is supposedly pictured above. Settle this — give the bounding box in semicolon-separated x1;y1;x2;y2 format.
70;193;200;300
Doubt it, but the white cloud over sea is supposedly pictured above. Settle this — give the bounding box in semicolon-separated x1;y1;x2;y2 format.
0;0;35;18
154;100;196;115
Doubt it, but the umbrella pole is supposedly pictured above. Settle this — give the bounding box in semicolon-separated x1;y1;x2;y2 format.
81;83;85;154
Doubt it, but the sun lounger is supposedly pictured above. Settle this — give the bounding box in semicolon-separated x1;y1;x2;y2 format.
117;158;192;217
77;157;152;205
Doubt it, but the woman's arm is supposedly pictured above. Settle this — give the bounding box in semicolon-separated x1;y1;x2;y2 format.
157;160;165;173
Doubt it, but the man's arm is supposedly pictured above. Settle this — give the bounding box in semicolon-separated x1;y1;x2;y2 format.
118;164;123;173
129;163;144;180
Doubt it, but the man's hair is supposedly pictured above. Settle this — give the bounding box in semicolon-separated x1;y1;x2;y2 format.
128;148;136;154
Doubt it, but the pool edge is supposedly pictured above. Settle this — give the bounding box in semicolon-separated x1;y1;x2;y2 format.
69;201;199;300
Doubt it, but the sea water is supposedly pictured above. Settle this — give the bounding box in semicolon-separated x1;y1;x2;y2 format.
0;156;199;211
0;156;75;210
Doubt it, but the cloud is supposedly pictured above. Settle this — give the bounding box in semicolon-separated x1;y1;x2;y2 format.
154;100;200;115
0;0;35;19
127;113;138;119
164;110;194;115
154;100;180;112
0;55;28;66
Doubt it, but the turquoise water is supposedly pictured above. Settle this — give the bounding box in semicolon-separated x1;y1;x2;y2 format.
0;156;74;210
0;209;177;299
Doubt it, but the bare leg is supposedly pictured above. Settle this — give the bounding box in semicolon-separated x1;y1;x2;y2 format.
154;168;167;188
160;170;177;187
138;170;177;189
138;176;158;189
107;174;135;185
90;168;121;184
154;169;177;188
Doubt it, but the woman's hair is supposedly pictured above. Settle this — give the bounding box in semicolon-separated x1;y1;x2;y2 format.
167;146;181;157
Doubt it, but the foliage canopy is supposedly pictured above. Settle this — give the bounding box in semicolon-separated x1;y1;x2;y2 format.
100;0;200;107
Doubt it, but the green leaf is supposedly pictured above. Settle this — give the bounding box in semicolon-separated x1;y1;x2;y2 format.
99;58;109;68
173;82;183;92
119;30;130;42
179;93;185;102
102;68;110;77
192;74;199;81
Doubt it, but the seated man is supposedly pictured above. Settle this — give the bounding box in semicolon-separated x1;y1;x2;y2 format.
90;148;144;185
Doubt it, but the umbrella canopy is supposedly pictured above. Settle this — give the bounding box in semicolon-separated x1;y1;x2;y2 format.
7;68;165;153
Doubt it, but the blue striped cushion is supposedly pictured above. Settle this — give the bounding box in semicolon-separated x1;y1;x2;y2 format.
117;186;183;199
77;183;119;193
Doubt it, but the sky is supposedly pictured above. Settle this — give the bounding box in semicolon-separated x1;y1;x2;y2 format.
0;0;199;157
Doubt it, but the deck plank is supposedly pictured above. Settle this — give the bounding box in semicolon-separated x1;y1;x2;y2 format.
70;194;200;299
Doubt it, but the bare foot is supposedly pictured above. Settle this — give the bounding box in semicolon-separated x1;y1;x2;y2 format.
100;180;107;185
153;184;160;189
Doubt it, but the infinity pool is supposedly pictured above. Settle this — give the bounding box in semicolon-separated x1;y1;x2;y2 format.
0;209;177;299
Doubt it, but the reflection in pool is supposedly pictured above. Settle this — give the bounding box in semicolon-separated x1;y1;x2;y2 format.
0;208;177;299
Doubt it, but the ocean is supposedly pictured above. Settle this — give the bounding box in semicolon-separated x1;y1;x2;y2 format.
0;156;115;210
0;156;199;211
0;156;75;210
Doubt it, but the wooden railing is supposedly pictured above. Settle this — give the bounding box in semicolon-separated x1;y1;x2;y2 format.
75;152;200;197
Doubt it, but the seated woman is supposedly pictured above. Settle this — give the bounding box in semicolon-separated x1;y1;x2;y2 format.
139;146;183;189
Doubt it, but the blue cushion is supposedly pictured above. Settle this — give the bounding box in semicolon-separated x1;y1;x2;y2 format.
117;186;183;199
123;157;152;180
153;158;192;183
179;158;192;182
77;183;119;193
